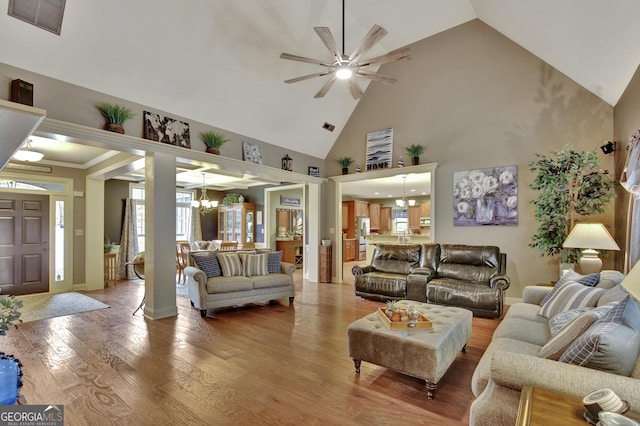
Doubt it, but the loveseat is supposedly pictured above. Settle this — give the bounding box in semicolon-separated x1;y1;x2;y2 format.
184;250;295;317
351;243;510;318
469;271;640;425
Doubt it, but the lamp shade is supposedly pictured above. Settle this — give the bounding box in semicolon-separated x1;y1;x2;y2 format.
621;260;640;301
562;223;620;251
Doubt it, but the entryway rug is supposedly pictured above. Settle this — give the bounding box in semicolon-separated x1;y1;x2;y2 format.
16;292;110;323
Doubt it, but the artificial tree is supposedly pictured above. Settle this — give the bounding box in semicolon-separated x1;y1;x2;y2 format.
528;145;616;263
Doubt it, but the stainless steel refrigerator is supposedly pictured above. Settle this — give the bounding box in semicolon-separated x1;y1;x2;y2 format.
356;217;370;261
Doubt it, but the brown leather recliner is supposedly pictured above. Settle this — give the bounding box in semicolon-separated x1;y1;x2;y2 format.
352;243;510;318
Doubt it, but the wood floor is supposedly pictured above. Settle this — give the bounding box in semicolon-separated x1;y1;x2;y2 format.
3;272;500;425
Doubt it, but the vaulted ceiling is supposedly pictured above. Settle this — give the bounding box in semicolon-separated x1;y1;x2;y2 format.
1;0;639;160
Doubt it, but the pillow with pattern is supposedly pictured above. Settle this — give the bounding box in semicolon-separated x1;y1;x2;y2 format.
540;271;602;306
539;282;605;319
216;253;243;277
267;251;283;274
190;253;222;278
239;253;269;276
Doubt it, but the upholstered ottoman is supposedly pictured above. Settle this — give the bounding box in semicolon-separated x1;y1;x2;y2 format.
347;300;472;399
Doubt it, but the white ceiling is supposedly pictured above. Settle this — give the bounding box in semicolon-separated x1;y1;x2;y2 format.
1;0;640;162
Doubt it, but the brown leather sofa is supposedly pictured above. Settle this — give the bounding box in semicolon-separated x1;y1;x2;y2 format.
352;243;510;318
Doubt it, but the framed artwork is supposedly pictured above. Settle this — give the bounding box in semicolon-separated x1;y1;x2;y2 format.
366;128;393;171
280;195;301;207
453;165;518;226
242;142;263;164
143;111;190;148
308;166;320;177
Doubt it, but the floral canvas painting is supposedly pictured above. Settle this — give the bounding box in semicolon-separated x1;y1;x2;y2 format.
453;165;518;226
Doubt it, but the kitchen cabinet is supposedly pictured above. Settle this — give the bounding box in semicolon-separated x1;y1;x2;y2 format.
218;202;255;249
342;200;369;238
380;207;392;230
276;239;303;268
355;200;369;217
369;203;381;230
408;205;421;230
419;200;431;217
342;203;349;232
343;238;356;261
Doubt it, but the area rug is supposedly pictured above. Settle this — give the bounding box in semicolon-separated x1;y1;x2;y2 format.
16;292;110;323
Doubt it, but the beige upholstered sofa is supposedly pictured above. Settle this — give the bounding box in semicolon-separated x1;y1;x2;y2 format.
184;250;295;317
469;271;640;425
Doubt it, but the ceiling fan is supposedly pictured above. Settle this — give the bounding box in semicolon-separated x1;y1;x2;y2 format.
280;0;411;99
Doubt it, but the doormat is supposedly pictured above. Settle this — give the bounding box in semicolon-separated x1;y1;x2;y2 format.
16;292;110;323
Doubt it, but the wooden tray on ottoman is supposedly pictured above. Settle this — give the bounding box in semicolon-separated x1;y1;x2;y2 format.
377;308;432;330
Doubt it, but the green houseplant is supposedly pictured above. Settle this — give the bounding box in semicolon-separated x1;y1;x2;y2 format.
96;103;135;134
337;157;354;175
200;131;229;155
222;193;242;206
528;145;616;263
405;144;424;165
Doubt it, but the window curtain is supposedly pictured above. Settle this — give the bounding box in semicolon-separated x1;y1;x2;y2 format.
191;207;203;243
117;198;140;279
621;130;640;271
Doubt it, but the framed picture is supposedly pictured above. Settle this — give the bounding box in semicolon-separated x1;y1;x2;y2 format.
143;111;190;148
453;165;518;226
366;128;393;171
308;166;320;177
242;142;263;164
280;195;301;207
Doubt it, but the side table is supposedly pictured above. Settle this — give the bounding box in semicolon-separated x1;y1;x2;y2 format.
516;385;640;425
319;245;332;283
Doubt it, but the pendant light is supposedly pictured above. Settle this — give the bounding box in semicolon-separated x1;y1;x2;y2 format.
12;139;44;162
191;173;218;215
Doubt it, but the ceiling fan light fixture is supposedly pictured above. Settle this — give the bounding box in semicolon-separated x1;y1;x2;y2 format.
335;66;353;80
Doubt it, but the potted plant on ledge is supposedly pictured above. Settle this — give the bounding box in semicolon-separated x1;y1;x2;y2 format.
337;157;354;175
96;103;135;134
405;144;424;166
200;131;229;155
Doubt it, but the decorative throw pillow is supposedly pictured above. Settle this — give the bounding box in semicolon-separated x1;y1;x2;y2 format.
540;271;601;306
538;311;601;360
538;282;606;319
548;303;615;336
559;296;640;376
267;251;283;274
190;253;222;278
240;253;268;277
216;253;243;277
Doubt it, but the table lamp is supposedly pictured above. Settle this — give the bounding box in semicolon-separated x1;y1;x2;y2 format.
562;223;620;274
621;260;640;301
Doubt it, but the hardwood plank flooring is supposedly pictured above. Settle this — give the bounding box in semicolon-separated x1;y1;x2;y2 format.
5;272;501;425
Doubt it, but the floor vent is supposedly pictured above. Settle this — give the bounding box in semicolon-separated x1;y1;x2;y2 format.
8;0;66;35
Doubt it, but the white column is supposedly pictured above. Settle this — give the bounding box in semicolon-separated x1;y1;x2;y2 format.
306;183;320;282
144;151;178;319
85;178;104;290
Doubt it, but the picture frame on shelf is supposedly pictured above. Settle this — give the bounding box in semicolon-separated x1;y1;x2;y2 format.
143;111;190;148
242;142;263;164
308;166;320;177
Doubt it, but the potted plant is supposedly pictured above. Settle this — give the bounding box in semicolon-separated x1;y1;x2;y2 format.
222;193;241;206
0;296;23;405
200;131;229;155
405;144;424;166
385;300;397;318
337;157;354;175
528;145;616;266
96;103;135;134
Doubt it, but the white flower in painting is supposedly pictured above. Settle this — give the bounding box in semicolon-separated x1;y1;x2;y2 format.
500;170;514;185
457;202;469;214
469;170;486;185
459;188;471;199
457;177;471;189
506;196;517;208
471;184;485;198
482;176;499;194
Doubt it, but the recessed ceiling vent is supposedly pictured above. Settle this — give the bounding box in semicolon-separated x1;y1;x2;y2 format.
322;122;336;132
8;0;66;35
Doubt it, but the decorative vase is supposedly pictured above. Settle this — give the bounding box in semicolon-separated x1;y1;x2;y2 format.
0;356;20;405
391;310;402;322
476;198;495;223
104;123;124;134
412;156;419;166
342;167;348;175
206;147;220;155
238;195;245;203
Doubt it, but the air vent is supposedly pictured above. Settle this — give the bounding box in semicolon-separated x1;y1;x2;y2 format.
8;0;66;35
322;122;335;132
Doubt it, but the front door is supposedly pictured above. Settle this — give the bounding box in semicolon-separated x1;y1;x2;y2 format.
0;193;49;295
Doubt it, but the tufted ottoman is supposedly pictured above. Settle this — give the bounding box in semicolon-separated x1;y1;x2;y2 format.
347;300;472;399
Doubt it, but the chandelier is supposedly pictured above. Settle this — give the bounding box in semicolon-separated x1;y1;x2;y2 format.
12;139;44;162
191;173;218;215
395;175;415;211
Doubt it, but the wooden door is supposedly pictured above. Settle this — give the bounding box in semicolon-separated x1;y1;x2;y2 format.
0;193;49;295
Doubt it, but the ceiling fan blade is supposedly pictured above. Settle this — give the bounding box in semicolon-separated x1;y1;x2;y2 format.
356;70;397;84
314;77;337;98
314;27;342;61
285;71;331;84
348;79;364;99
359;47;411;68
348;24;387;64
280;52;331;67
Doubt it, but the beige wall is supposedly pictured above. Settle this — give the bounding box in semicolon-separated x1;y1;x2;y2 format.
613;64;640;272
327;20;616;298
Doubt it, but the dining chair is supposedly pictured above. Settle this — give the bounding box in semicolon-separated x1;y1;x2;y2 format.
176;241;191;284
220;241;239;251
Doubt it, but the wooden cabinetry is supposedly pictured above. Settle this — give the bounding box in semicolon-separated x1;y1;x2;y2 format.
343;238;356;261
276;239;303;268
354;200;368;217
369;203;381;230
319;245;332;283
419;200;431;217
217;202;255;249
380;207;392;230
408;205;421;230
342;200;369;238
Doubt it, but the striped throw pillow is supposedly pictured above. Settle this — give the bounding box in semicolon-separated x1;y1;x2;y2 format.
217;253;243;277
538;282;605;319
538;310;601;360
240;253;268;277
540;271;601;306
